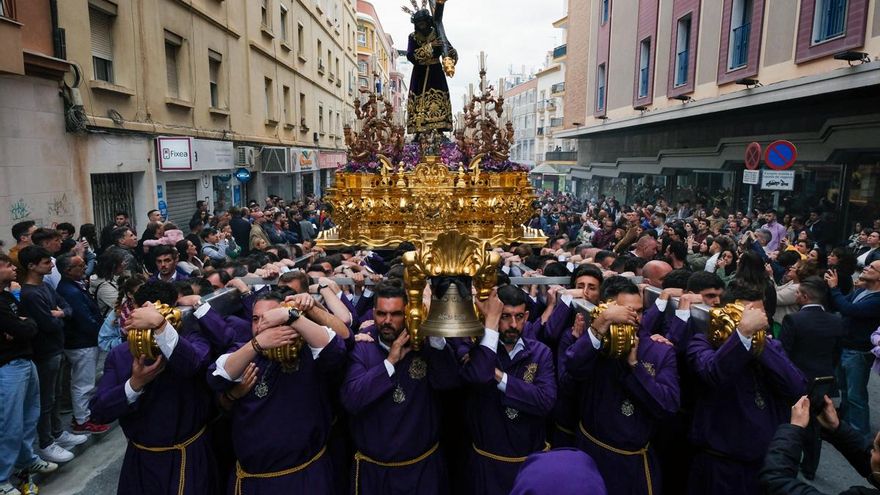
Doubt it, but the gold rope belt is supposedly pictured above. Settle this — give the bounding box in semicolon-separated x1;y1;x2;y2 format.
353;442;439;495
234;446;327;495
471;442;551;463
130;425;207;495
555;423;576;436
579;422;653;495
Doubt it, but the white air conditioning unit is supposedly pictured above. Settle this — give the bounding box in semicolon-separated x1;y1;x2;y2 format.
235;146;257;169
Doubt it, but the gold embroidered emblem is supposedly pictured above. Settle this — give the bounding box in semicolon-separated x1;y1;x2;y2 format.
640;361;656;377
505;407;519;420
409;357;427;380
621;399;635;417
392;384;406;404
522;363;538;384
407;88;453;134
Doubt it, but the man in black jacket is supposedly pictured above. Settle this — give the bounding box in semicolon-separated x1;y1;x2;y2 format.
0;254;59;494
229;207;252;258
761;394;880;495
779;276;846;479
18;246;86;465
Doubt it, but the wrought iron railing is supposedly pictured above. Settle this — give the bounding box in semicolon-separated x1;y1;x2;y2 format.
675;50;689;86
730;23;751;69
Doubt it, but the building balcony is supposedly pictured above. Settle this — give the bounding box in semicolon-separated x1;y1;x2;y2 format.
551;82;565;95
547;100;557;112
552;44;567;61
550;117;564;128
545;151;577;162
537;101;545;113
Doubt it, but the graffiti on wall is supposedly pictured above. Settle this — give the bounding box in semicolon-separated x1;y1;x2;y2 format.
47;194;71;217
9;198;31;222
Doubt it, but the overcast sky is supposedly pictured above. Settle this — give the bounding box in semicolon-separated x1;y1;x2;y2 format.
369;0;565;112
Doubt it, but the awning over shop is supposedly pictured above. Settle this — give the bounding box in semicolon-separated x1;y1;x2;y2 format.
529;163;565;176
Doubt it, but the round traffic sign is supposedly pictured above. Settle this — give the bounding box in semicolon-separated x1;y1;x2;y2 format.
745;142;762;170
764;140;797;170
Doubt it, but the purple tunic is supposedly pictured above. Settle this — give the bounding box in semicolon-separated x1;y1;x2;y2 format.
509;448;608;495
460;336;557;495
207;336;346;494
686;333;806;494
563;331;680;495
340;327;460;495
90;329;217;495
551;329;581;448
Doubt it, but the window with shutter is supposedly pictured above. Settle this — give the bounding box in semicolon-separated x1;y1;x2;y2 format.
165;42;179;98
89;8;114;82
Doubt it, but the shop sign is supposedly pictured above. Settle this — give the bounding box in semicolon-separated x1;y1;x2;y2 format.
192;139;235;172
234;168;252;184
158;200;168;219
292;148;318;173
761;170;795;191
743;170;760;185
319;151;346;170
157;137;193;170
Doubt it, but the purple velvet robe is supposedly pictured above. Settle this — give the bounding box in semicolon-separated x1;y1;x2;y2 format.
340;327;460;495
686;333;806;495
552;329;581;448
90;329;217;495
207;336;346;494
563;331;680;495
509;448;608;495
460;337;557;495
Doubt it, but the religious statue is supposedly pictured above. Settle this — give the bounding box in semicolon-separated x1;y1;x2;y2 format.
402;0;458;136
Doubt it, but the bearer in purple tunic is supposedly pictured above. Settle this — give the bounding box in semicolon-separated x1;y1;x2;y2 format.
686;280;806;495
460;286;557;495
90;281;219;495
340;282;460;495
562;277;680;495
207;291;347;494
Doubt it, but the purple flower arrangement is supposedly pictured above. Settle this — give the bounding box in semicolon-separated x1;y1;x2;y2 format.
338;142;527;174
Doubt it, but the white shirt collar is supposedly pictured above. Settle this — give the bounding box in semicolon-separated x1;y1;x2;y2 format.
801;304;825;310
503;338;526;359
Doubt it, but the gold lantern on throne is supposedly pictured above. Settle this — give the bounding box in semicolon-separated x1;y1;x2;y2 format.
318;72;546;347
127;303;183;360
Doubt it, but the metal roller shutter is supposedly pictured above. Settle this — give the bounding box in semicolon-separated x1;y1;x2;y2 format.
165;180;198;234
89;8;113;61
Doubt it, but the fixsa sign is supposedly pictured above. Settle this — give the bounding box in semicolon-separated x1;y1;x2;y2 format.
157;137;193;170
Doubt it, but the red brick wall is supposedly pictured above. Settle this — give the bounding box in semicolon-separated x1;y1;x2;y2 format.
564;0;589;128
795;0;869;63
667;0;701;98
716;0;765;84
632;0;659;107
594;0;612;117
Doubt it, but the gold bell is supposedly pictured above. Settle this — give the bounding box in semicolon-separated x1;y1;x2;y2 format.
420;284;485;339
262;303;304;371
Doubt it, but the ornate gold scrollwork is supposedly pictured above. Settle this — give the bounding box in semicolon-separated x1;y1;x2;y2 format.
708;302;767;356
590;303;638;360
127;303;183;361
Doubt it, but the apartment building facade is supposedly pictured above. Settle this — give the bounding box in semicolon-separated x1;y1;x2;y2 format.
560;0;880;234
55;0;358;231
0;0;76;245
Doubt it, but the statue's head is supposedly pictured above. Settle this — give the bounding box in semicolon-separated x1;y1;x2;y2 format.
411;9;432;33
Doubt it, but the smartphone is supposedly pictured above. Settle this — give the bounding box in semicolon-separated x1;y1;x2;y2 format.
808;376;835;415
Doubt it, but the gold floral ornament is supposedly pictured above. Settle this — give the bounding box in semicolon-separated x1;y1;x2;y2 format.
708;302;766;356
127;303;183;360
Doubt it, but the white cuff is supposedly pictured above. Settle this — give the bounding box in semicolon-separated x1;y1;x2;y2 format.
336;290;344;300
566;262;575;272
212;353;243;383
280;266;291;274
675;309;690;322
560;294;573;307
308;327;337;359
154;323;179;358
480;328;500;352
124;379;143;405
194;302;211;319
501;265;511;274
588;328;602;350
736;329;753;350
362;288;374;298
655;298;668;313
497;372;509;393
383;359;396;377
254;284;269;291
428;336;447;350
529;295;538;303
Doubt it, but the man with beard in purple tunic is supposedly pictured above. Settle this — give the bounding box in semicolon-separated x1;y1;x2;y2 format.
562;277;680;495
460;286;557;495
208;290;347;494
686;280;806;495
90;281;219;495
341;281;460;495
